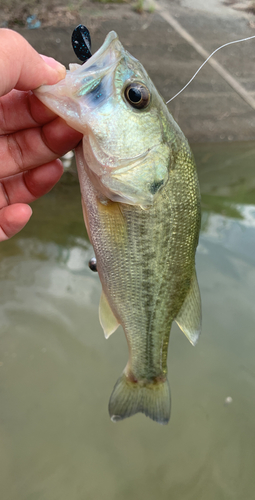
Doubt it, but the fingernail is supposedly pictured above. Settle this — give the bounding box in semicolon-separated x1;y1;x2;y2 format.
40;55;66;78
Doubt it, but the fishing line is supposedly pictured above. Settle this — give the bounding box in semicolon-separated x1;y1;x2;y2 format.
166;35;255;104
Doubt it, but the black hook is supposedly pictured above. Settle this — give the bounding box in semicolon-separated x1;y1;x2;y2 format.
71;24;92;62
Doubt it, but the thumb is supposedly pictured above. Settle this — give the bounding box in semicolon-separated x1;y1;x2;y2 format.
0;29;66;96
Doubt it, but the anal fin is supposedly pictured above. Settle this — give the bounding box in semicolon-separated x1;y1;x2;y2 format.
99;290;120;339
175;270;201;346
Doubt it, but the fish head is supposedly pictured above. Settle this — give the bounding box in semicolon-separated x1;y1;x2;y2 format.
35;31;172;207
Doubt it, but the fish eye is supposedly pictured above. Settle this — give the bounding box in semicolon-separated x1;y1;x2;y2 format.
124;82;150;109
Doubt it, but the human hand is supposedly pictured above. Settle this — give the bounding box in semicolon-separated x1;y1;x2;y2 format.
0;29;83;241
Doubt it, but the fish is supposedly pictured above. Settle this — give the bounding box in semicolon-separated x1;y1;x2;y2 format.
34;31;201;425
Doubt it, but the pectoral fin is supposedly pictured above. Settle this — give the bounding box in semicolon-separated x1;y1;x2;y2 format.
175;271;201;346
99;290;120;339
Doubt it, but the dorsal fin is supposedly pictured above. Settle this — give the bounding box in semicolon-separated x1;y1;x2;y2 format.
99;290;120;339
175;271;201;346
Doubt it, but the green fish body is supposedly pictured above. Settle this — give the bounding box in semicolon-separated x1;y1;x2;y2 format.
35;31;201;424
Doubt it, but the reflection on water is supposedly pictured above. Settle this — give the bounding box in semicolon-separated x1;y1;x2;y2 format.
1;143;255;500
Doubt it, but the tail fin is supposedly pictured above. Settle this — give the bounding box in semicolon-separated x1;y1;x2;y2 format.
108;374;171;425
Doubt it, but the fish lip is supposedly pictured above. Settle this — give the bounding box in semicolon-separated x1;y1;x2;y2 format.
69;31;123;95
78;31;119;71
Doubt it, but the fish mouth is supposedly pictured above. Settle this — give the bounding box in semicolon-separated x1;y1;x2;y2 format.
34;31;125;131
70;30;123;98
76;31;120;74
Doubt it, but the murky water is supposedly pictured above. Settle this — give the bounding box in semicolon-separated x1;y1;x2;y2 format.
1;142;255;500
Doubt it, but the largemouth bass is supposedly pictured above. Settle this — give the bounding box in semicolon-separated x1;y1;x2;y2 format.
35;31;201;425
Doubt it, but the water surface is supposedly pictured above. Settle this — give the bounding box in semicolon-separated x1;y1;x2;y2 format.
0;143;255;500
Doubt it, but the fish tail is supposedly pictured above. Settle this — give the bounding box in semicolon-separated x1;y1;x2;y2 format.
108;373;171;425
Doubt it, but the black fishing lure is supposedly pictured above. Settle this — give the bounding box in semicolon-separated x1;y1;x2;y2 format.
71;25;92;62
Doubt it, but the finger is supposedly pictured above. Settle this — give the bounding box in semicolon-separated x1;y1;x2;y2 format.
0;160;64;208
0;118;82;178
0;90;58;134
0;29;66;97
0;203;32;241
